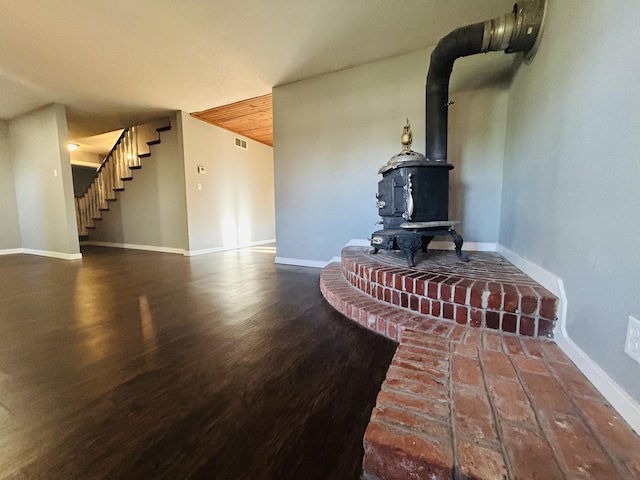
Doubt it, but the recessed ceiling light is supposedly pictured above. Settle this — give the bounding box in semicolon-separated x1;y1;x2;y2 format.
68;143;79;152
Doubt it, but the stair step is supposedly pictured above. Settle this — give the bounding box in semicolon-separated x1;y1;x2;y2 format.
113;187;125;191
129;165;142;170
139;153;151;158
156;125;172;132
121;177;133;181
147;140;161;146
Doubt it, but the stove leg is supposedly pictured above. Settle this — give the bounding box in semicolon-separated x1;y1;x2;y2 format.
397;234;422;268
421;236;434;253
370;247;379;255
450;229;470;262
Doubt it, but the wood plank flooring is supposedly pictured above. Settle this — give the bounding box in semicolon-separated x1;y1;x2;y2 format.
0;246;396;479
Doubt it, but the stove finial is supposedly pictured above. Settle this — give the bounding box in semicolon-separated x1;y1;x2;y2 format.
378;119;426;174
401;118;412;153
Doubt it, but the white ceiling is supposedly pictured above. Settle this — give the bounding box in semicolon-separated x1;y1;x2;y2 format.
0;0;516;139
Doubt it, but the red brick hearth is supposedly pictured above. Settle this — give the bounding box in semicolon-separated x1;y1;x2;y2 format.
320;247;640;479
341;246;558;338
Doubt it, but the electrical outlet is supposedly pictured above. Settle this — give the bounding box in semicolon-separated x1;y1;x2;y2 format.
625;315;640;364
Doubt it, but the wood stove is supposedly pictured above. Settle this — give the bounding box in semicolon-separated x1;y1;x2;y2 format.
370;0;546;268
371;120;468;267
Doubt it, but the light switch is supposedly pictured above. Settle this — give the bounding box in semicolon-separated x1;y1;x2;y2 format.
197;183;202;191
53;169;58;177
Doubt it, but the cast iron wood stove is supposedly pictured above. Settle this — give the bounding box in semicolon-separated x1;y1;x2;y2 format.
370;0;545;268
371;121;468;268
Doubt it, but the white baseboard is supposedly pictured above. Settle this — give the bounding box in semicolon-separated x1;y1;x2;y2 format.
185;239;276;257
81;241;185;255
496;243;640;435
345;238;370;247
431;241;497;252
81;239;276;257
274;257;327;268
16;248;82;260
555;334;640;435
0;248;24;256
496;244;561;298
345;238;496;252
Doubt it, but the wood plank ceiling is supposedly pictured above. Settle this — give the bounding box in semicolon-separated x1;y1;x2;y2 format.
191;94;273;147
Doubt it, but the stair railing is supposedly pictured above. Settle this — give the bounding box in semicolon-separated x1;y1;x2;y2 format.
74;126;139;236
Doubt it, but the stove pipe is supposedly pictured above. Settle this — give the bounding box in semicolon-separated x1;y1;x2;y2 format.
426;0;545;162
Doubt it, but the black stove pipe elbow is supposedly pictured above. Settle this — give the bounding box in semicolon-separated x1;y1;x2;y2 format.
426;22;485;162
425;0;545;162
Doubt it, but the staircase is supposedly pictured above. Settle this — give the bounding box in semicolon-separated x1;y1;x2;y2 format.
74;122;171;237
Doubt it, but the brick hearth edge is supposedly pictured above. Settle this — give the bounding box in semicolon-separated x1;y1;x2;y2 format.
320;249;640;479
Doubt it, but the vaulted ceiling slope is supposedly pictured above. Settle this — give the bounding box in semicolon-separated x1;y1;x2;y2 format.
192;94;272;146
0;0;514;139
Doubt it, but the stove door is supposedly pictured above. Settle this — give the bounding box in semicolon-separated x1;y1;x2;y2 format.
377;175;406;217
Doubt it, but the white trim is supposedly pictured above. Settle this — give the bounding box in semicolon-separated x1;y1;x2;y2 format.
345;238;497;252
345;238;370;247
22;249;82;260
185;239;276;257
0;248;24;256
496;244;561;297
497;243;640;435
555;334;640;435
81;241;185;255
274;257;327;268
431;241;497;252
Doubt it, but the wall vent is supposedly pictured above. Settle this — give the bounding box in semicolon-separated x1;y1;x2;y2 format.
234;136;248;150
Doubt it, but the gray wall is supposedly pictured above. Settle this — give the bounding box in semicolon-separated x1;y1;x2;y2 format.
0;120;22;249
273;48;510;262
177;111;275;252
9;104;79;255
500;0;640;401
71;165;97;196
90;115;189;250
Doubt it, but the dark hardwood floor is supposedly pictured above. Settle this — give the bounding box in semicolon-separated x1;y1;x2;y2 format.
0;246;396;480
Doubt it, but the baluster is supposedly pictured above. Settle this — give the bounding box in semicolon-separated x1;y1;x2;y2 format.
115;145;124;189
91;184;98;219
120;138;130;180
87;192;93;226
102;161;110;200
132;126;140;168
79;196;86;234
94;183;100;216
108;154;117;191
123;130;129;169
99;169;107;210
96;172;103;210
84;187;91;227
75;198;81;235
120;140;129;180
82;196;90;231
106;159;116;198
126;129;133;168
88;185;94;220
114;143;121;182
